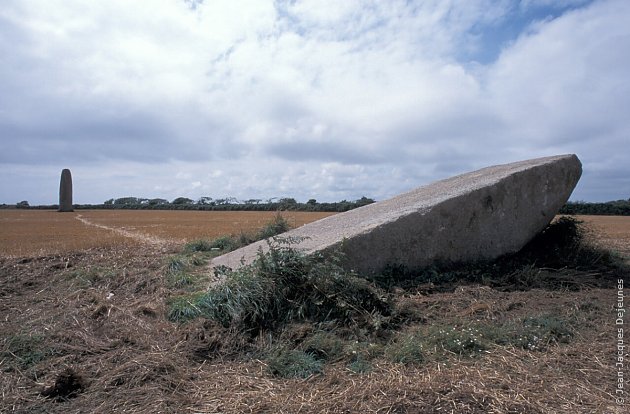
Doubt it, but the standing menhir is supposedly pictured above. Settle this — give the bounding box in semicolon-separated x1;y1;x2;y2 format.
58;169;74;212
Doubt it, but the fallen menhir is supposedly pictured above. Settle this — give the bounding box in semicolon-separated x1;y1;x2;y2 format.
210;154;582;276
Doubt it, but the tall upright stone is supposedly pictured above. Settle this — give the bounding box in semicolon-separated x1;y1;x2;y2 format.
58;169;74;212
210;154;582;276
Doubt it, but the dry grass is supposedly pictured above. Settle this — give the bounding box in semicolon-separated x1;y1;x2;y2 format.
0;248;622;413
0;214;628;413
186;338;619;413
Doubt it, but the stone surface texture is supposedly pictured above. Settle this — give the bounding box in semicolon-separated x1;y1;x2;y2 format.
210;154;582;275
58;169;74;212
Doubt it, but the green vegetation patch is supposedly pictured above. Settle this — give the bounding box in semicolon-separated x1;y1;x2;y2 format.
383;314;575;365
385;332;425;365
266;348;323;379
168;214;296;293
67;266;116;288
168;237;390;329
164;256;207;290
2;333;57;371
183;239;216;253
182;213;292;255
300;331;345;362
422;325;491;357
167;292;205;322
495;314;575;351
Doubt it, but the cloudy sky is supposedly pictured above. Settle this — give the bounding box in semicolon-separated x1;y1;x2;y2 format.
1;0;629;205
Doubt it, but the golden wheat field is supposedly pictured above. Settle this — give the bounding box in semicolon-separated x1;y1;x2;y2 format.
578;215;630;256
0;210;336;257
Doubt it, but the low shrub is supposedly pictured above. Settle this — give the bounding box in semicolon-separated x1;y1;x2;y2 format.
174;238;391;330
184;239;215;253
256;213;291;240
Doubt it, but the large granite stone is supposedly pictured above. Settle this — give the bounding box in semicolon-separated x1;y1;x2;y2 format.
58;169;74;212
211;154;582;275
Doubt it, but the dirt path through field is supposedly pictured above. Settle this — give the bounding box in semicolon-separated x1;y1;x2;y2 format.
75;214;177;247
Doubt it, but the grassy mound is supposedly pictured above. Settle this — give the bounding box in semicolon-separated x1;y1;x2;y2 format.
169;237;390;330
164;216;628;379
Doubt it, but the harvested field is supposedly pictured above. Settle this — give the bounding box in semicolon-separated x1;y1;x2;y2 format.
579;215;630;257
0;213;628;413
0;210;335;257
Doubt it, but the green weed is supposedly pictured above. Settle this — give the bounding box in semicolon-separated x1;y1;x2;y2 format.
166;293;204;322
347;356;372;374
188;213;292;255
424;325;490;357
300;331;345;361
514;315;573;350
67;267;116;287
266;348;323;378
256;213;291;240
167;257;187;273
480;314;574;351
2;333;56;370
181;238;390;330
184;239;215;253
165;256;197;288
385;332;425;365
166;271;197;288
208;235;240;252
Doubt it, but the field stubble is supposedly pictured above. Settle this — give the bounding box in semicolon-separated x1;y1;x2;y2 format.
0;212;628;413
0;210;335;257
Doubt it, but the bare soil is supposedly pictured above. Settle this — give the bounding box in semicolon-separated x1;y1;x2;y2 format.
0;214;628;413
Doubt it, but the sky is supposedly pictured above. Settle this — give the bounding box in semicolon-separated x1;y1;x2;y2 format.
1;0;629;205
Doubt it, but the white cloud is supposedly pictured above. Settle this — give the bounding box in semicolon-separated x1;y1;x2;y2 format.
1;0;629;204
487;0;630;149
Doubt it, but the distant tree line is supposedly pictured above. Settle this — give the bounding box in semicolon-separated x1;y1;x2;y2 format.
559;199;630;216
5;197;630;215
96;196;376;212
1;196;376;212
